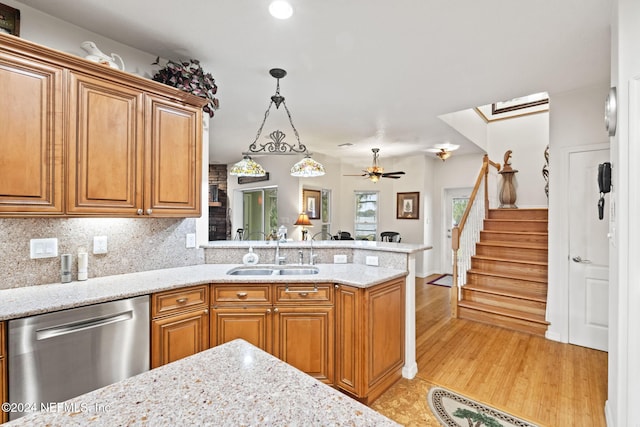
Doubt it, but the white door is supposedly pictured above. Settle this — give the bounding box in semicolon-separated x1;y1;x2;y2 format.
568;148;610;351
442;188;472;274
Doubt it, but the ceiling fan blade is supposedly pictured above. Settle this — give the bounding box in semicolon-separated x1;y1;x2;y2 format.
382;175;402;179
343;173;368;177
381;171;405;177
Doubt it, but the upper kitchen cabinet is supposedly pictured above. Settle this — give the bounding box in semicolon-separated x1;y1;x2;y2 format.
0;42;64;215
0;34;206;218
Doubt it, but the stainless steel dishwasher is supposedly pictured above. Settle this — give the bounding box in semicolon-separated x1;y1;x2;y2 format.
8;295;149;420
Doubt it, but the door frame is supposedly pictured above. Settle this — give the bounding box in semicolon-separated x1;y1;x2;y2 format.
546;142;610;343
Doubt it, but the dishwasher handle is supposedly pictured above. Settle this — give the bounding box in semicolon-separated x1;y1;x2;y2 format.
36;310;133;341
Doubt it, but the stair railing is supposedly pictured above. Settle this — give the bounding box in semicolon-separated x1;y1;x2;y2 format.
450;154;501;317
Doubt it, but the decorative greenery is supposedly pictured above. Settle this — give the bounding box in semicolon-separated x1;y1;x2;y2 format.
453;408;504;427
152;59;219;117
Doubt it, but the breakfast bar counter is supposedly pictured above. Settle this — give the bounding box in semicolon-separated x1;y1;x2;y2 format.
4;339;400;426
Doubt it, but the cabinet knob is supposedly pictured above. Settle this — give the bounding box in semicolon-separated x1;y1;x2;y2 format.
146;208;153;215
273;307;279;313
137;209;143;215
176;297;188;304
266;308;271;314
334;284;340;289
237;292;248;298
203;309;209;314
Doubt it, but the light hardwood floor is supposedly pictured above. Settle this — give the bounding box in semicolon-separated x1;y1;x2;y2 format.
371;276;608;427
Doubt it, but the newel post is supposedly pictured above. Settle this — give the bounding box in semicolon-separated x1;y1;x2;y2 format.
451;226;460;317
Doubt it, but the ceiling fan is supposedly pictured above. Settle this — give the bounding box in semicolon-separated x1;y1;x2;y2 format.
344;148;405;183
426;143;460;161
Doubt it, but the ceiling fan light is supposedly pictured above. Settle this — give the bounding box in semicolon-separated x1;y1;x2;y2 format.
230;155;266;177
290;155;325;177
436;150;452;161
269;1;293;19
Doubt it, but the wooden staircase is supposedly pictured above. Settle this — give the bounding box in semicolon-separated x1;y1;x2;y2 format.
457;208;550;336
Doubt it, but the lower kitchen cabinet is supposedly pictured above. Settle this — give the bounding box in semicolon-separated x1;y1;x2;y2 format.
211;308;272;353
211;283;334;384
1;321;6;424
151;285;209;368
335;278;405;404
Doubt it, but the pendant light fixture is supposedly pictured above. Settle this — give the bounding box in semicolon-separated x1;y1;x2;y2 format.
230;68;325;178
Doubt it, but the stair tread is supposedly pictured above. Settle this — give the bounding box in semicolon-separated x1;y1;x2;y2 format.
481;230;548;236
485;218;548;223
467;268;548;284
458;300;550;325
477;241;548;250
472;255;548;266
462;283;547;302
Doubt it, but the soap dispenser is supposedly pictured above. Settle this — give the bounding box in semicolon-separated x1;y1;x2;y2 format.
243;246;259;265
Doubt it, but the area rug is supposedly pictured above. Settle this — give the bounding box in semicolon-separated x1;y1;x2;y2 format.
427;387;539;427
427;274;453;287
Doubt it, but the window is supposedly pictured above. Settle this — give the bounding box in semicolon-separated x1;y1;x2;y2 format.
354;191;378;240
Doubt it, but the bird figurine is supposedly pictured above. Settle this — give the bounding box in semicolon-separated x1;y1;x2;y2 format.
80;41;125;71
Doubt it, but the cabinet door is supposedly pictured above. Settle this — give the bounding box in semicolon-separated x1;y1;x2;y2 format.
0;356;5;424
67;71;144;215
273;306;334;384
0;54;63;214
151;309;209;368
144;95;202;217
335;285;363;395
211;307;272;354
364;279;405;401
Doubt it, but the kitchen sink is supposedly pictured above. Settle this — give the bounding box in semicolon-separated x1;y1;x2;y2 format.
226;266;319;276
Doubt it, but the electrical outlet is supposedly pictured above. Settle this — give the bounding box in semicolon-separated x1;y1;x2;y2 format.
366;256;379;266
93;236;108;254
333;254;347;264
186;233;196;248
30;238;58;259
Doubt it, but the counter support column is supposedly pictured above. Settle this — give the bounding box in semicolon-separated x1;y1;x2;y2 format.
402;253;417;379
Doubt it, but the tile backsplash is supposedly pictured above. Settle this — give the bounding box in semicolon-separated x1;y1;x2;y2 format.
0;217;203;290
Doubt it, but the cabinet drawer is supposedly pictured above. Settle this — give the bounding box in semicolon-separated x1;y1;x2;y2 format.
152;285;209;318
212;285;271;305
274;283;333;304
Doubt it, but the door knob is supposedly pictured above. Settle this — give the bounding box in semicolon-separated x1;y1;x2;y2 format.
572;256;592;264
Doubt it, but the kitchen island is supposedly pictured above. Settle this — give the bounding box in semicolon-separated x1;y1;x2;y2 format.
3;339;400;426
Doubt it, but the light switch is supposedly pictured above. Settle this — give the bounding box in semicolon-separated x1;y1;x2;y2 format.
30;238;58;259
186;233;196;248
93;236;108;254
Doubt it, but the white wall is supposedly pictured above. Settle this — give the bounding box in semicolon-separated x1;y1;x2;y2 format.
487;112;550;208
546;84;610;344
438;109;489;152
4;0;162;78
607;1;640;425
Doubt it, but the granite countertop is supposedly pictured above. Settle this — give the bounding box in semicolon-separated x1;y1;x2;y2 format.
202;239;430;254
4;339;400;427
0;263;407;321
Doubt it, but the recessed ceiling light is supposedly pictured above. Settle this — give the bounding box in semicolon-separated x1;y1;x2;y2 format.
269;1;293;19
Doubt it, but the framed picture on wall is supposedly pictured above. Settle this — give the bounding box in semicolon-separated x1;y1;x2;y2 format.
0;3;20;36
302;189;321;219
397;192;420;219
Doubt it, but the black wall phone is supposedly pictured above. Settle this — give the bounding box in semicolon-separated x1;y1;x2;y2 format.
598;162;612;220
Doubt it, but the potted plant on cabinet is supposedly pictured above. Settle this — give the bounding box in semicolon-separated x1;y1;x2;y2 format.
152;59;219;117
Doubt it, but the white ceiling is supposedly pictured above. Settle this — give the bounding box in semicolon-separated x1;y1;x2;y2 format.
18;0;612;165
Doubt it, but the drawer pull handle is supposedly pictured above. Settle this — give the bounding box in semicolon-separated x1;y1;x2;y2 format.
176;298;188;304
285;284;318;294
237;292;248;298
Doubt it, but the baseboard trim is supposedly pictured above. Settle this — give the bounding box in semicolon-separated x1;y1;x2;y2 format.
605;400;614;427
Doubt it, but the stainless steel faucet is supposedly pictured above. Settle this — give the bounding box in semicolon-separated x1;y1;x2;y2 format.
274;234;286;265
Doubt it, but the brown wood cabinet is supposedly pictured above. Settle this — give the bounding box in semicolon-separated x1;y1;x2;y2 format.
211;283;334;384
0;45;64;215
0;33;206;218
151;285;209;368
1;322;6;424
335;278;405;404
